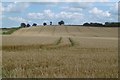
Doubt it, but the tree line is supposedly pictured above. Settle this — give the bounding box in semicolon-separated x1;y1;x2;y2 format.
20;21;119;28
83;22;120;27
20;20;65;28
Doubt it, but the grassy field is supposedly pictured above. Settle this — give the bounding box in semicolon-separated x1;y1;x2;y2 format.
2;26;118;78
1;27;20;35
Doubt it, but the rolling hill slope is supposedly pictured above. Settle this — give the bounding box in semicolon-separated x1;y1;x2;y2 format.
11;26;118;37
2;26;118;78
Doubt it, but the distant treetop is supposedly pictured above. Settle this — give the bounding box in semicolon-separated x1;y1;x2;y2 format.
83;22;120;27
43;22;47;26
32;23;37;26
58;20;65;25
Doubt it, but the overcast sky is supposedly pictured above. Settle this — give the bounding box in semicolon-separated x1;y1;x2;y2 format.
0;0;119;28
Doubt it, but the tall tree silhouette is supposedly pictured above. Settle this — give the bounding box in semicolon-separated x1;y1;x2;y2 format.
58;20;64;25
50;22;52;25
43;22;47;26
32;23;37;26
20;23;26;27
27;24;31;27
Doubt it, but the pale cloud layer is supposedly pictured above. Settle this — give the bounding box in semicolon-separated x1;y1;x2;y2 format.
28;9;84;20
28;10;55;20
57;12;83;19
2;2;30;13
62;6;83;12
1;2;118;28
2;0;118;2
0;3;2;14
0;3;2;22
89;7;111;17
8;17;30;23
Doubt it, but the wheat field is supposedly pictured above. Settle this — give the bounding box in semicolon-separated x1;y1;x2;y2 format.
2;26;118;78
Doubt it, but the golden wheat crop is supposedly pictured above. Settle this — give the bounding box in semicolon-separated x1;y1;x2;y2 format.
2;26;118;78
